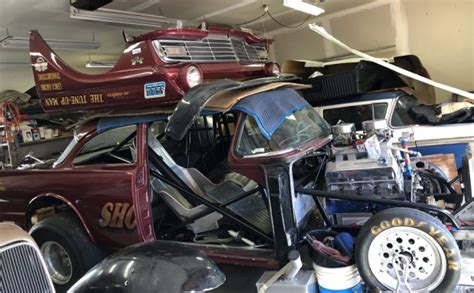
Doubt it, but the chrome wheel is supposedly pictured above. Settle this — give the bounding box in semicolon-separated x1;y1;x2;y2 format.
367;226;446;292
41;241;73;285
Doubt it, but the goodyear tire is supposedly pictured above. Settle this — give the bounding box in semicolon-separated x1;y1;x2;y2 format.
30;213;103;293
355;208;460;292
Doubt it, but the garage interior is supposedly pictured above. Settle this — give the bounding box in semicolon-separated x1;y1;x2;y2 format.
0;0;473;292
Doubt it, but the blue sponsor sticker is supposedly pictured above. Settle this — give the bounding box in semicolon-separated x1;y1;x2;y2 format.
144;81;166;99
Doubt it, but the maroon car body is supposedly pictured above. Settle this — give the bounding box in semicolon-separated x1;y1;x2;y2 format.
0;104;330;269
30;26;277;113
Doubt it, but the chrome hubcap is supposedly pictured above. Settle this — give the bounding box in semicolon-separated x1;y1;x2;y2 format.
367;226;446;292
41;241;73;285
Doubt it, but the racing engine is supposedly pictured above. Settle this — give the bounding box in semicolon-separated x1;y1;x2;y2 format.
325;120;404;198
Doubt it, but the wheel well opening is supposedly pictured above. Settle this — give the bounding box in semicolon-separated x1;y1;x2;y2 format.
26;197;71;229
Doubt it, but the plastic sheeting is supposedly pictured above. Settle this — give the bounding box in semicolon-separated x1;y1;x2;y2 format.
232;88;308;139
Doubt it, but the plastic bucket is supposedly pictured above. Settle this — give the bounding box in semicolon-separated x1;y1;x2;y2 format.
313;263;362;293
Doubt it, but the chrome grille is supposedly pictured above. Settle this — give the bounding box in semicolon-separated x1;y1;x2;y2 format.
0;242;54;293
154;36;269;63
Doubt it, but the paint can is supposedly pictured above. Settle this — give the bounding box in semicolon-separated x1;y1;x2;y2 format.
313;263;362;293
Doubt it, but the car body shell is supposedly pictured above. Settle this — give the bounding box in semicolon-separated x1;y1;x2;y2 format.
30;27;276;113
314;90;474;168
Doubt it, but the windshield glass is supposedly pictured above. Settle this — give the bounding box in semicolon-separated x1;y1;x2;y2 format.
323;103;388;130
236;106;330;156
53;137;78;168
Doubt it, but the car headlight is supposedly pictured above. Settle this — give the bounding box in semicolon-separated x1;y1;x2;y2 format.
272;63;281;75
185;65;203;88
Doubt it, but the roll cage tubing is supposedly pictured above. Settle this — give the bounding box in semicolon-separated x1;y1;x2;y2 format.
148;147;274;243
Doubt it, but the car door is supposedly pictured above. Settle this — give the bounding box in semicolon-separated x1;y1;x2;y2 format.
64;123;147;250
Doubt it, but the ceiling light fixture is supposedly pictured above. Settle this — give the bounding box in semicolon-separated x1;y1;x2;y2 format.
85;61;114;68
283;0;325;16
1;36;100;50
70;7;175;27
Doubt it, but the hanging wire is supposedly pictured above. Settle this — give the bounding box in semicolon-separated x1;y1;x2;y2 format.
267;10;312;28
234;10;267;26
233;4;315;30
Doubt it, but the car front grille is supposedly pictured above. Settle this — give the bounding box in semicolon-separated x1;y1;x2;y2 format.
0;242;54;293
154;36;269;63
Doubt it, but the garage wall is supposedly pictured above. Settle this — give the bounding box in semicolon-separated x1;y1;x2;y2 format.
0;50;119;94
403;0;473;101
272;0;473;102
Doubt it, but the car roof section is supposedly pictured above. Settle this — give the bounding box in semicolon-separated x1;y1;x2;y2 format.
164;75;307;141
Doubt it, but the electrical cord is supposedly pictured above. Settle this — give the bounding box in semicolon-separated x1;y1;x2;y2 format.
234;4;314;29
234;10;268;26
267;10;312;28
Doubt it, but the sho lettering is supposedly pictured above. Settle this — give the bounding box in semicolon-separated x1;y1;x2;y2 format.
109;203;130;228
124;206;136;229
99;202;136;229
98;202;114;227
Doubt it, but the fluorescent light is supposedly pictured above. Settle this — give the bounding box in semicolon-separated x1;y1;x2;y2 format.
1;36;100;50
85;61;114;68
283;0;325;16
70;7;175;27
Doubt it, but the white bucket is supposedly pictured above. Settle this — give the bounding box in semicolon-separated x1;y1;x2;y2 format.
313;263;362;293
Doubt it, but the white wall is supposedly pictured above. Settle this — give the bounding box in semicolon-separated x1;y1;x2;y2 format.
403;0;473;101
272;0;473;102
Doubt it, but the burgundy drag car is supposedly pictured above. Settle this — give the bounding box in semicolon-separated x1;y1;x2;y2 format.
30;25;279;113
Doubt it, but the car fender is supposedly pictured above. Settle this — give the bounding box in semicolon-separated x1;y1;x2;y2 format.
68;240;225;293
27;192;96;243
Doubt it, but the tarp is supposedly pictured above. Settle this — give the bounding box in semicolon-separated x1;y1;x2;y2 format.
232;88;309;139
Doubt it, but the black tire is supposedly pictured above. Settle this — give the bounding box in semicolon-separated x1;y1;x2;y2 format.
30;212;103;293
355;207;461;293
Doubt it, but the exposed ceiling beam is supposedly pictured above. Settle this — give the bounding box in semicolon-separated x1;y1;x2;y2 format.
193;0;257;21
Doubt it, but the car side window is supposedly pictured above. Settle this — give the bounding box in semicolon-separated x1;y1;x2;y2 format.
73;125;137;165
323;103;387;130
391;96;418;127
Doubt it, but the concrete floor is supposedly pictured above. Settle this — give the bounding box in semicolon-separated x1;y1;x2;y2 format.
212;265;266;293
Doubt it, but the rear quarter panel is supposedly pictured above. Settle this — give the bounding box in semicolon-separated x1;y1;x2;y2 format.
0;164;141;251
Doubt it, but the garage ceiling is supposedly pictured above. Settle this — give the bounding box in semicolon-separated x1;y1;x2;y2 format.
0;0;373;72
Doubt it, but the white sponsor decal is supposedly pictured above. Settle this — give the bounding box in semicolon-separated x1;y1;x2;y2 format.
33;57;48;72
